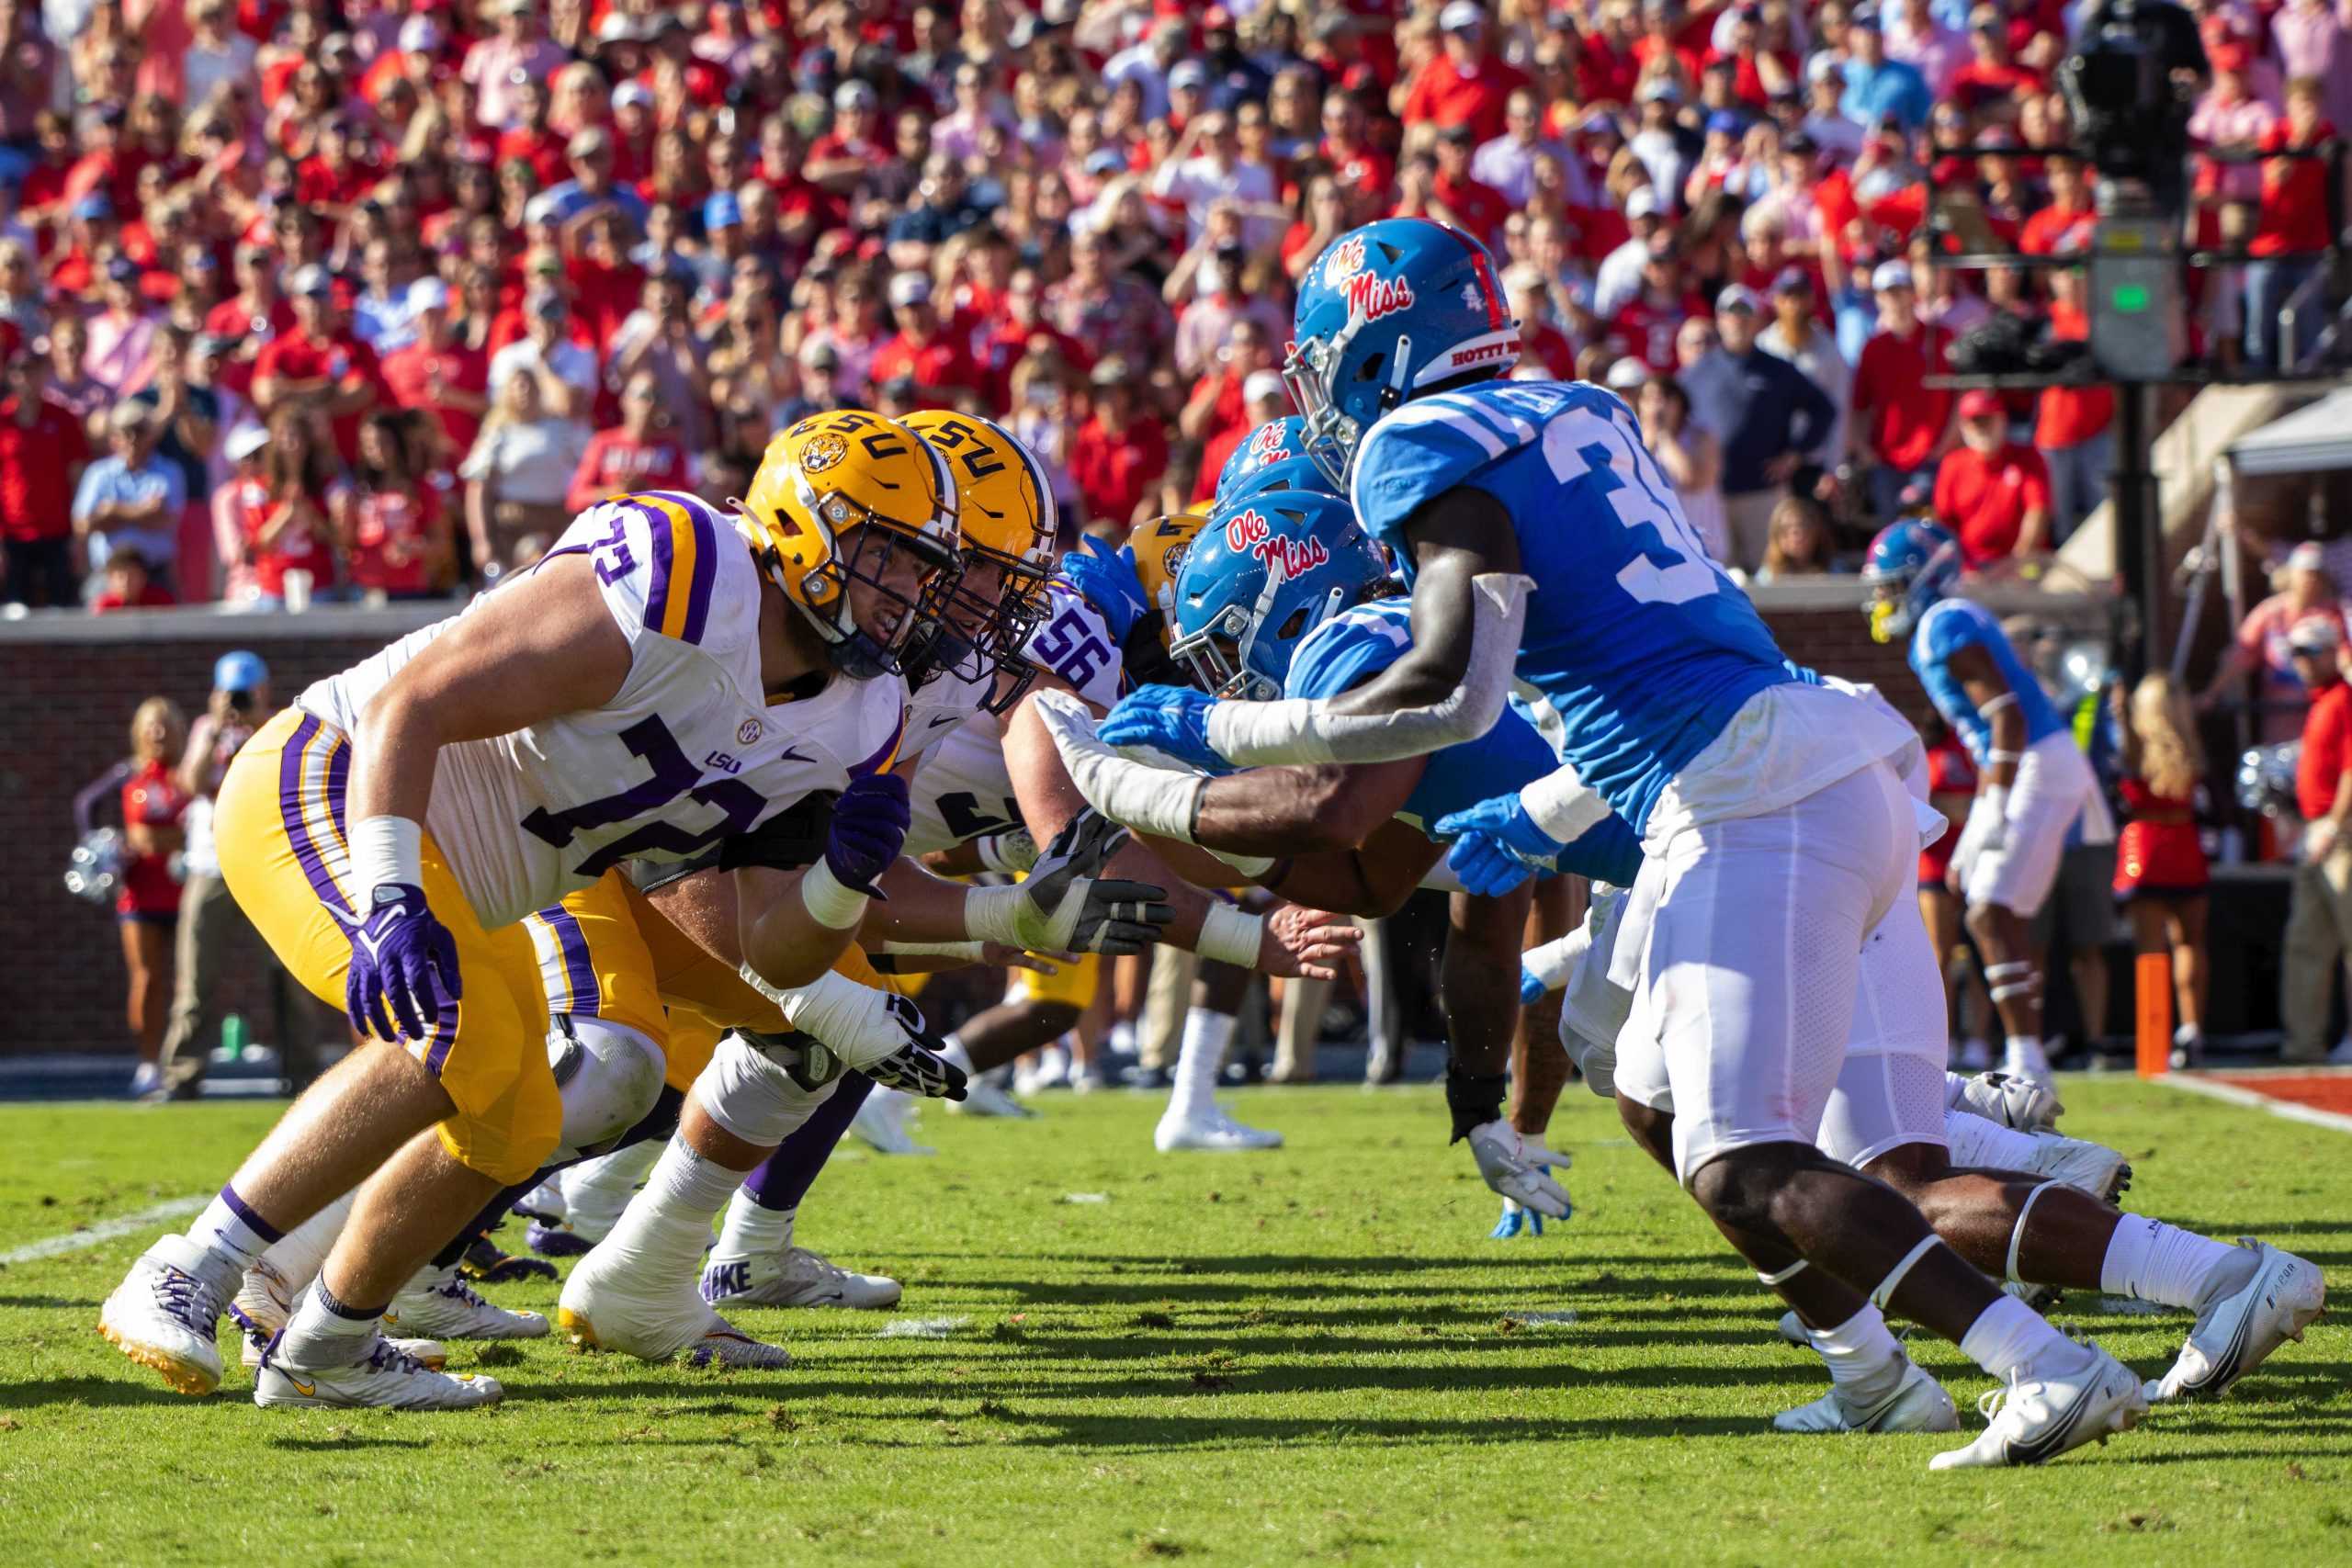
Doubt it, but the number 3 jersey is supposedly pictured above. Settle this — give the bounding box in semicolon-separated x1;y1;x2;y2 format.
297;491;910;930
1348;379;1910;838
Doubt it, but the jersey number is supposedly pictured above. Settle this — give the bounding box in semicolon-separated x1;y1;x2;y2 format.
522;716;765;878
935;791;1023;840
1541;411;1722;607
1031;607;1111;689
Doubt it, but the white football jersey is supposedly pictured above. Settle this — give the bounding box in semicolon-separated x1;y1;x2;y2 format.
299;491;910;929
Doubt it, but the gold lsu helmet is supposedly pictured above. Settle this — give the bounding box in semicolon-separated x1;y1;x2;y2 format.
1132;513;1210;637
739;410;961;679
899;410;1058;708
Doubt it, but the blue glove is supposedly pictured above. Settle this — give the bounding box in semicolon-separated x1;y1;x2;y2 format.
1097;683;1227;772
1519;966;1546;1004
825;773;910;893
1060;536;1148;643
331;884;462;1043
1434;794;1566;899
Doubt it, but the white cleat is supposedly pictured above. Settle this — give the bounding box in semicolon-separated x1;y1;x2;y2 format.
949;1075;1038;1119
2145;1240;2326;1403
254;1333;501;1410
1773;1360;1960;1433
701;1246;902;1310
386;1264;549;1341
228;1258;299;1340
560;1246;791;1368
849;1088;934;1156
1956;1070;2063;1133
511;1173;568;1224
97;1234;238;1395
1776;1310;1810;1348
2019;1132;2132;1204
242;1326;447;1371
1928;1340;2145;1470
1154;1106;1283;1152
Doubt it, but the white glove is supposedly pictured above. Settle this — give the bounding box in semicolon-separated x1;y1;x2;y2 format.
1033;688;1207;842
1465;1120;1572;1219
1950;782;2011;881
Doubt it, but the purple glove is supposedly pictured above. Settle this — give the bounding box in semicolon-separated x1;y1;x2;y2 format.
331;884;463;1043
825;773;910;893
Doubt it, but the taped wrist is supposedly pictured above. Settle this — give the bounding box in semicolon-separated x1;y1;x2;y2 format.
797;860;869;931
349;815;424;895
1518;764;1610;849
881;940;989;962
1521;928;1591;996
733;966;913;1072
1035;688;1208;840
963;881;1082;953
1202;573;1534;765
976;830;1037;875
1446;1069;1509;1144
1196;902;1262;967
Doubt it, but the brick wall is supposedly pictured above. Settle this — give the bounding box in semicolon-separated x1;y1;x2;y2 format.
0;590;2077;1054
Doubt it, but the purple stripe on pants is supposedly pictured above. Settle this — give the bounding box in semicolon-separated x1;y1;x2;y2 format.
277;714;349;914
544;906;602;1016
739;1071;873;1213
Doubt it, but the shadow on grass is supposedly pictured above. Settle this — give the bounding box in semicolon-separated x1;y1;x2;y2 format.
0;1295;96;1310
0;1376;195;1409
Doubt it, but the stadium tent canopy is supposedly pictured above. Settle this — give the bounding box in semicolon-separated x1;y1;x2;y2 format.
2228;387;2352;478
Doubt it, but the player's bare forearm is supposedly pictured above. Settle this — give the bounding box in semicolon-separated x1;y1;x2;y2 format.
1949;644;2025;790
1263;823;1440;918
347;553;630;824
854;859;989;943
736;863;860;990
921;840;989;877
1189;757;1426;854
1323;488;1520;722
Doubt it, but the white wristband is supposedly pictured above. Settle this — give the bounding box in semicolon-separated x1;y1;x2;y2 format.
1197;902;1262;967
1520;928;1591;996
883;940;988;961
962;883;1034;950
797;860;870;931
349;815;424;894
1518;763;1611;848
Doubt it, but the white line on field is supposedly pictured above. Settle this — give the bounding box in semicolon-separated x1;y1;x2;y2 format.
2153;1073;2352;1136
0;1195;206;1265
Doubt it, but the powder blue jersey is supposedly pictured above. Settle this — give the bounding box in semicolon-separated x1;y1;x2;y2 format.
1285;597;1645;885
1349;379;1792;832
1908;598;2065;764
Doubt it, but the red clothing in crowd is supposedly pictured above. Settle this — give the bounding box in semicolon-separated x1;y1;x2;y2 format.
867;330;977;401
381;337;492;458
2253;117;2337;257
1194;420;1251;504
1934;441;2052;566
117;760;189;919
2298;679;2352;820
1069;414;1168;526
566;430;696;513
1609;295;1702;373
1399;54;1526;142
1852;321;1954;472
2034;299;2113;450
2114;777;2208;897
344;479;449;597
253;327;386;459
1919;731;1976;886
0;397;91;541
227;476;336;599
92;580;176;611
1430;170;1510;246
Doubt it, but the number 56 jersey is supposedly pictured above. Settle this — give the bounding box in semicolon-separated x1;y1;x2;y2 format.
1349;380;1907;837
298;491;910;930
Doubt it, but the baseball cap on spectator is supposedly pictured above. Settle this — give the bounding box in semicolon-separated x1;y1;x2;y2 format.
214;649;269;691
567;128;610;161
888;270;933;309
833;79;878;112
1626;187;1664;220
705;190;742;231
1849;3;1882;29
1715;283;1762;315
109;401;153;433
1091;356;1132;388
526;287;567;320
1705;110;1744;137
2209;40;2249;73
1169;60;1210;91
1563;276;1596;311
1957;389;2004;421
1242;368;1285;406
614;81;653;110
1772;265;1813;295
104;254;140;284
288;264;333;298
407;276;450;313
1871;259;1914;292
399;16;443;52
1804;52;1840;84
1605;357;1650;391
802;341;842;371
597;13;648;44
1084;148;1125;176
2288;615;2341;654
1637;79;1681;104
193;333;238;362
1439;1;1486;31
1784;130;1819;158
2288;541;2329;574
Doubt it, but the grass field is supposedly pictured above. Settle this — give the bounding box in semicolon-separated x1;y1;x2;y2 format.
1;1077;2346;1567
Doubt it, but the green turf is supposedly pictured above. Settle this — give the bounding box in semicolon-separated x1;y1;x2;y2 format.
0;1078;2346;1567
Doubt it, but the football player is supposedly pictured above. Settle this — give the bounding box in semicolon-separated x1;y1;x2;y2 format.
1097;218;2147;1468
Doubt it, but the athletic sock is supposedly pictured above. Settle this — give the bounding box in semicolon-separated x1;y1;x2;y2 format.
939;1034;976;1076
1958;1292;2079;1381
191;1182;284;1270
595;1135;754;1281
2002;1035;2051;1078
713;1191;794;1260
1940;1110;2046;1172
561;1140;662;1242
1167;1009;1236;1122
2099;1215;2252;1311
276;1275;384;1368
1807;1303;1906;1406
740;1073;871;1212
255;1189;356;1295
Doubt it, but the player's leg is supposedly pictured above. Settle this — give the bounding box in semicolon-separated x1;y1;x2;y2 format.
938;957;1096;1116
703;1068;901;1310
1272;974;1328;1083
1510;875;1579;1141
1962;739;2086;1082
1157;952;1278;1150
2164;894;2210;1064
1441;884;1552;1236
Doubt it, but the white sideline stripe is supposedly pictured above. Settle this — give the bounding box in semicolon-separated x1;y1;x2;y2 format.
2154;1073;2352;1136
0;1195;206;1264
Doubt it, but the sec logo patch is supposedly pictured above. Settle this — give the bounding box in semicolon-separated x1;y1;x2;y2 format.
738;719;763;745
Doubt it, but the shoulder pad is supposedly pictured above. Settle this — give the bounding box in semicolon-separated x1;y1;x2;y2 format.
1350;388;1540;546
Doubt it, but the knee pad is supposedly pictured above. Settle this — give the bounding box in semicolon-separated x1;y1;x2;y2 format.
548;1017;669;1161
695;1032;836;1148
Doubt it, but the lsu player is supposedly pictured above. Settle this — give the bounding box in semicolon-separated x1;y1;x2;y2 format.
97;412;991;1409
1100;217;2147;1468
1039;488;1639;1219
1864;520;2108;1085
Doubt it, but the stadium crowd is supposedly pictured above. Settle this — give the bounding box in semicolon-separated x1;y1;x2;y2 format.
0;0;2341;613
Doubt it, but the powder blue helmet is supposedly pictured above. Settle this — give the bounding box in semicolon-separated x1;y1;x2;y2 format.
1171;489;1390;700
1212;416;1336;510
1283;218;1520;487
1862;519;1963;644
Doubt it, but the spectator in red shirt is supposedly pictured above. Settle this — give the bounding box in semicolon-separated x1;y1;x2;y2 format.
972;266;1091;410
1070;359;1169;527
91;546;175;612
338;411;456;601
867;270;977;412
1933;389;2052;566
0;355;91;608
1578;0;1644;108
2017;152;2096;257
2034;267;2115;540
1608;242;1702;373
117;696;190;1093
1849;258;1955;521
1428;125;1511;245
1318;91;1396;202
1948;4;2045;111
381;278;492;468
1401;3;1528;144
252;265;385;461
2247;77;2336;371
566;370;698;513
2283;616;2352;1062
232;410;343;608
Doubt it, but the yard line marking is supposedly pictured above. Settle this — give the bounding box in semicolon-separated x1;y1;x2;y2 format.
2153;1073;2352;1137
0;1195;207;1265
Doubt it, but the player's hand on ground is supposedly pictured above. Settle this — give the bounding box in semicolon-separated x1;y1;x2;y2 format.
332;884;462;1043
1466;1120;1572;1220
1060;536;1149;642
1262;902;1363;980
1099;684;1227;772
826;773;911;893
1434;794;1565;897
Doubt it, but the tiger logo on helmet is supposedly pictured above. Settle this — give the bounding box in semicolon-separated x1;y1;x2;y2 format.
1131;512;1210;631
737;410;962;679
899;410;1058;712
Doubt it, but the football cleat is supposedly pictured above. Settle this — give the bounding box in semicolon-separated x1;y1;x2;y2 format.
526;1219;599;1257
509;1175;567;1225
1956;1070;2063;1133
1773;1359;1960;1434
849;1088;935;1156
254;1332;501;1410
1776;1310;1809;1348
559;1246;791;1369
1928;1340;2145;1470
701;1247;903;1310
948;1075;1038;1119
1154;1106;1283;1152
459;1232;557;1283
241;1324;446;1371
228;1257;299;1341
97;1234;238;1396
2144;1240;2325;1403
386;1264;549;1340
2019;1132;2132;1204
